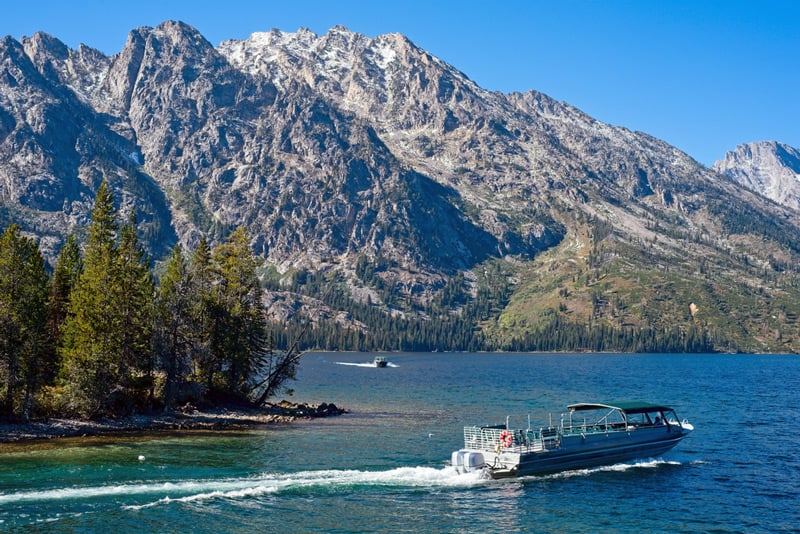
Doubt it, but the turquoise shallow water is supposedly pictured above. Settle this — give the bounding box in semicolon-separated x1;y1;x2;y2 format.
1;352;799;533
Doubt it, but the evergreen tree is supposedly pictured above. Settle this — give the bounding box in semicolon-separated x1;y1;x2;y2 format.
59;181;122;417
155;245;193;409
115;213;155;410
0;225;50;421
49;234;83;344
210;227;266;398
188;237;216;391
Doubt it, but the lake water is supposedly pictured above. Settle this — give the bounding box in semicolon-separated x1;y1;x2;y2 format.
1;352;798;532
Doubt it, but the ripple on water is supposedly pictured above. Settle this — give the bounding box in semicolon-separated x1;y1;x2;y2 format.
2;352;799;532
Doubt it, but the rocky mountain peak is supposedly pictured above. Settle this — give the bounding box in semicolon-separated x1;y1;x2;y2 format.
22;31;69;61
148;20;217;53
713;141;800;211
0;34;42;84
20;31;109;103
2;21;800;352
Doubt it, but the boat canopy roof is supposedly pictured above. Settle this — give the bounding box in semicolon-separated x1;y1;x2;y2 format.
568;402;674;414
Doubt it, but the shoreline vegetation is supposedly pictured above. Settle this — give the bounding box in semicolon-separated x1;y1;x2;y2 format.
0;401;347;445
1;182;308;426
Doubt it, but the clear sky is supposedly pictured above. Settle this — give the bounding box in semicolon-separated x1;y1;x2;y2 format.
2;0;798;166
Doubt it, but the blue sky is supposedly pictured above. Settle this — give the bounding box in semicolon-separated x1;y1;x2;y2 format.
2;0;798;166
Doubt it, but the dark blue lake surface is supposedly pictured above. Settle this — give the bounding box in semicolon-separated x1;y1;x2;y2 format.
1;352;799;532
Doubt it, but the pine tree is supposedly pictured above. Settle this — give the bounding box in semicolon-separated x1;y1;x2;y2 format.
0;225;50;421
155;245;193;409
115;213;155;410
210;227;265;398
49;234;83;344
19;247;51;421
188;237;216;391
59;181;121;417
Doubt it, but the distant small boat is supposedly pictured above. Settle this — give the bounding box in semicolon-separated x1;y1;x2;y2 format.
452;401;693;478
374;356;388;368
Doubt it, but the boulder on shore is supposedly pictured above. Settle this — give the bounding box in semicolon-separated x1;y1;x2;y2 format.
266;401;348;418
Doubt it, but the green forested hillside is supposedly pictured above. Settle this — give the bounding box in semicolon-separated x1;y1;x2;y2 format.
267;208;800;354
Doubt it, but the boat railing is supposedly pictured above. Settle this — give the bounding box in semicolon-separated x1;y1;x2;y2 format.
463;425;555;452
463;418;636;453
561;421;615;435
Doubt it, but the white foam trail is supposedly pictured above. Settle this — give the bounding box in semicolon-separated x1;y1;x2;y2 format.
0;466;484;509
335;361;399;368
538;458;682;480
0;479;252;506
130;466;486;508
0;460;685;510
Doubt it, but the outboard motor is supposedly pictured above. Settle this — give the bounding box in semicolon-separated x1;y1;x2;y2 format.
452;449;485;474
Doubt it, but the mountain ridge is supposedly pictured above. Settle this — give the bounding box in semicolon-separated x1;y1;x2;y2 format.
1;21;799;352
713;140;800;212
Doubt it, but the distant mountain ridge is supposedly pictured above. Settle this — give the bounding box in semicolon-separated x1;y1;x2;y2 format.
1;21;800;352
713;141;800;212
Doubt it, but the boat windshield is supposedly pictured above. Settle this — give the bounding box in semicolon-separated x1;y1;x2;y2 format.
565;406;626;429
625;410;667;425
565;403;680;429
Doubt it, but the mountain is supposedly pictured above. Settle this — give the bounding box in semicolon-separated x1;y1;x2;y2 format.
713;141;800;212
1;21;800;352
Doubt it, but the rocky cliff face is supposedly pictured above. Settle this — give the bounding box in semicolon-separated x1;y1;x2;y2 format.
1;21;800;351
713;141;800;212
218;26;716;241
0;31;176;260
1;21;728;268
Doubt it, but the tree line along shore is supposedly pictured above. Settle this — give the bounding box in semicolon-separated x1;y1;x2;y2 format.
0;180;302;426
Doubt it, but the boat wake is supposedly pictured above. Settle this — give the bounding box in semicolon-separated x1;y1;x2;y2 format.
335;361;399;368
0;466;482;510
0;459;684;511
125;467;488;509
538;458;682;480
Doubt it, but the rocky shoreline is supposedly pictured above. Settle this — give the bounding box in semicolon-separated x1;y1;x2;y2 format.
0;401;347;444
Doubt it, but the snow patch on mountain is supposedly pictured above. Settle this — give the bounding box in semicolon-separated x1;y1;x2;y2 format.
373;40;397;70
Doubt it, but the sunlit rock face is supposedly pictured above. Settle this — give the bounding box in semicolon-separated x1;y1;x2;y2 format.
714;141;800;212
0;21;797;307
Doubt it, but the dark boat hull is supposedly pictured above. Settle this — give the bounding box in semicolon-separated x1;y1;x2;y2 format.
508;434;686;477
